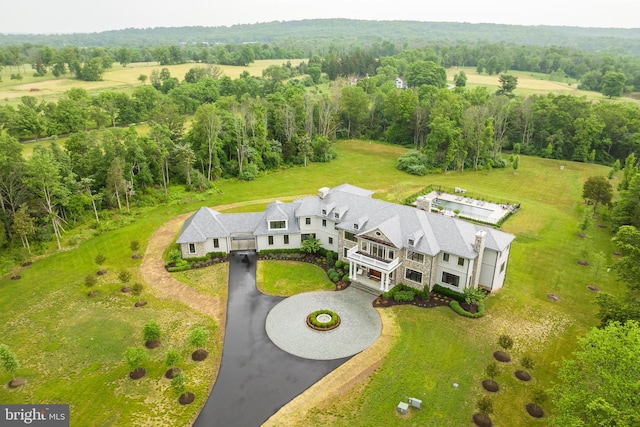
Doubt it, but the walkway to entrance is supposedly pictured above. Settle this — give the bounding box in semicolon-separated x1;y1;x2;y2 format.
193;251;348;427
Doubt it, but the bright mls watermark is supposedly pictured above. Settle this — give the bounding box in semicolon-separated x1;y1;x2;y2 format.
1;405;69;426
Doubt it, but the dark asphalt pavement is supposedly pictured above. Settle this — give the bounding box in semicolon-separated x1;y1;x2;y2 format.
193;251;349;427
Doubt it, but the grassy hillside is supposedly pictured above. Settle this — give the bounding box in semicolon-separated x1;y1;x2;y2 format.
0;140;623;426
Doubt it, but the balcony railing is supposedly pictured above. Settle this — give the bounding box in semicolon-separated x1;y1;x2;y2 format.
347;246;401;272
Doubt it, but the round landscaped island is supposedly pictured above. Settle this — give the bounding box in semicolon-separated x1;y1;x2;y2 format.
306;309;341;331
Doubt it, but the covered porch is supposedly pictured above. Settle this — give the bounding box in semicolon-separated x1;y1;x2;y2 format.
346;246;402;292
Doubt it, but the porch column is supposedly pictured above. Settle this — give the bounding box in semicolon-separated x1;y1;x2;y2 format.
384;273;390;292
349;261;355;280
379;271;385;291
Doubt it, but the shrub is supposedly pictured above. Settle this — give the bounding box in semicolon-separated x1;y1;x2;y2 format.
143;320;161;342
168;249;182;265
476;396;494;415
130;240;140;253
308;310;339;328
498;334;514;350
393;290;416;302
118;270;132;284
123;346;148;371
301;237;321;254
95;253;106;266
188;327;209;348
165;349;181;367
432;284;465;302
326;252;335;268
131;283;144;301
463;287;487;304
168;264;191;272
259;248;300;255
449;300;485;318
171;371;187;397
485;362;500;379
531;388;548;405
521;355;535;370
84;274;97;288
341;274;349;283
335;260;345;269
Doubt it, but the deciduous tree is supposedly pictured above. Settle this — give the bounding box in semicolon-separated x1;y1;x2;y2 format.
582;175;613;214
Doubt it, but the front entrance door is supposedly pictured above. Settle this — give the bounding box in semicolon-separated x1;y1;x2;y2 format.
369;269;382;282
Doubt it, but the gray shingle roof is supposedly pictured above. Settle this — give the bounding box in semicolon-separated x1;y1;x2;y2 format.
176;185;515;258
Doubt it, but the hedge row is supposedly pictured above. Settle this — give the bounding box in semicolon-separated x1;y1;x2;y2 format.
167;264;191;272
259;248;302;255
432;284;466;302
449;301;486;318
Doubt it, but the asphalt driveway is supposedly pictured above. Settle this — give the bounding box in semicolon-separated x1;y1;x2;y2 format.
193;251;350;427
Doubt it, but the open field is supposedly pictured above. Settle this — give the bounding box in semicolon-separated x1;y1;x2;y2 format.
0;59;302;105
447;66;638;102
0;140;624;426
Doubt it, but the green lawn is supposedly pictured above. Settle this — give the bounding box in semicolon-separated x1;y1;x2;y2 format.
0;140;624;426
256;261;335;296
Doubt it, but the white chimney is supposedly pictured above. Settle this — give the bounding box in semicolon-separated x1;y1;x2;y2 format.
318;187;330;199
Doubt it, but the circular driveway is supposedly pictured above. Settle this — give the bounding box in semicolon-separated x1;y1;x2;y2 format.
266;288;381;360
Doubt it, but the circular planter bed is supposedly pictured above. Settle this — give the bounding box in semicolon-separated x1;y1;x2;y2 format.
515;370;532;381
97;269;108;275
134;301;147;307
587;285;600;292
547;294;560;301
192;349;209;361
165;367;181;379
525;403;544;418
10;275;21;280
493;351;511;362
482;379;499;392
576;233;586;238
613;251;622;256
131;254;142;259
121;286;131;293
179;392;195;405
577;260;589;266
306;309;341;331
88;291;100;297
129;367;146;380
472;413;493;427
9;378;26;388
145;339;161;349
21;261;33;267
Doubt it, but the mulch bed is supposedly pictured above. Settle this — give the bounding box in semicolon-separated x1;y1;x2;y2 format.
587;285;600;292
525;403;545;418
482;379;499;392
9;378;26;388
88;291;100;297
129;367;146;380
121;286;131;293
613;251;622;256
577;260;589;266
515;370;532;381
179;392;195;405
131;254;142;259
145;340;161;349
493;351;511;362
192;349;209;361
598;224;607;228
21;262;33;267
547;294;560;301
165;367;181;379
373;293;452;309
97;269;108;275
576;233;586;238
134;301;147;307
472;413;493;427
10;275;21;280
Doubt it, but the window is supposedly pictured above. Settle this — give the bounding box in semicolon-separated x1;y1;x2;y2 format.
345;231;357;242
443;253;450;262
500;262;506;273
329;237;333;245
213;238;219;248
354;224;359;230
405;268;423;283
322;209;327;215
301;233;315;241
188;243;196;254
269;220;286;230
408;239;414;246
389;250;395;259
407;251;424;263
362;242;368;251
305;218;311;225
322;219;327;227
458;257;465;266
334;213;339;219
344;248;348;257
268;236;274;245
442;272;460;287
284;235;289;245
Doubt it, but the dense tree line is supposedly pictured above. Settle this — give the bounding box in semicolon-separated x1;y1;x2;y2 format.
2;20;640;54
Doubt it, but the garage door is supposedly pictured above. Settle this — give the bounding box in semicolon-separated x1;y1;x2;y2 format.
231;235;256;251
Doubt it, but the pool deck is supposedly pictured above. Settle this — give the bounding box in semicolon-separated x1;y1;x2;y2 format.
424;191;514;224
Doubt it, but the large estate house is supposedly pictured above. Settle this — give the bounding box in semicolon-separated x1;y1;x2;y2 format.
176;184;515;294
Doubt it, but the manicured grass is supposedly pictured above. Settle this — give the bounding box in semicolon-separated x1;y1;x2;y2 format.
172;263;229;298
256;261;334;296
0;139;625;426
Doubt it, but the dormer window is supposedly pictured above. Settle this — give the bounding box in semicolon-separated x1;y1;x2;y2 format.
408;239;414;246
269;220;286;230
322;209;327;215
334;213;339;219
354;224;359;230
